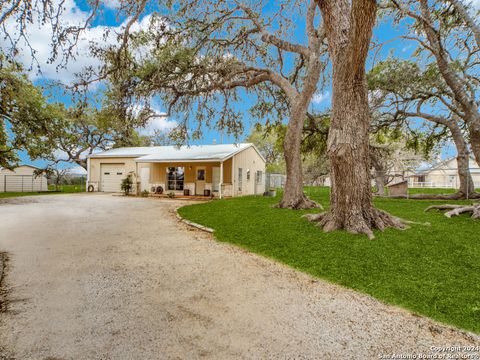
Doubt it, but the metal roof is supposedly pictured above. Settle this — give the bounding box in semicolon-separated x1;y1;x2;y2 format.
89;147;165;158
90;143;264;163
413;156;480;175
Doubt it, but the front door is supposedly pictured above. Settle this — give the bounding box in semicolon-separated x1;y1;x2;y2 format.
212;167;220;192
141;166;150;192
195;166;206;195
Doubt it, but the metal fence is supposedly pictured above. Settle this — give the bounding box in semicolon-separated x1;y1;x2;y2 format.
1;174;48;192
265;173;286;189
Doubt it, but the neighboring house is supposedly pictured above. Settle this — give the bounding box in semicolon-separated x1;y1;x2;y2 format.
0;165;48;192
409;156;480;189
87;143;266;197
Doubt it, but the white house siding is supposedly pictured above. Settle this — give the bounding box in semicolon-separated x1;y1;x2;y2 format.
232;146;266;196
0;166;48;192
88;157;141;193
87;144;266;197
411;158;480;189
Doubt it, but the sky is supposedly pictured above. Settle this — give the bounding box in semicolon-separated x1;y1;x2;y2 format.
3;0;479;173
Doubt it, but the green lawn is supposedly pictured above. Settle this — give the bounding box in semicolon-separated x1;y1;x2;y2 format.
0;184;85;198
47;184;86;193
408;187;457;195
178;186;480;334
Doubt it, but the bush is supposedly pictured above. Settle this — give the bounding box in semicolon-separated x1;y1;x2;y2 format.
121;174;134;195
167;192;175;198
141;190;149;197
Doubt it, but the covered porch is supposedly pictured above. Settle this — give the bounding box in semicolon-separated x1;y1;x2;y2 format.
137;159;233;198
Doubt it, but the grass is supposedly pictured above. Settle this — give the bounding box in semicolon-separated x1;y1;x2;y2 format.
0;184;85;198
178;186;480;334
47;184;86;193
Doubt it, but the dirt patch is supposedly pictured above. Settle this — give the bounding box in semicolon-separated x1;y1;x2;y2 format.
0;252;14;360
0;197;39;206
0;252;8;314
0;194;478;359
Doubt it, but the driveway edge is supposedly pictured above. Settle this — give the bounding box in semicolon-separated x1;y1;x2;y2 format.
174;209;214;233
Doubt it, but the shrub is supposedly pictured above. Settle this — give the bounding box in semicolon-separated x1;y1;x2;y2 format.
167;192;175;198
141;190;149;197
121;174;134;195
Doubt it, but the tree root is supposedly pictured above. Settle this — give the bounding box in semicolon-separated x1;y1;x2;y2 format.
302;207;405;240
425;203;480;219
390;192;480;200
276;193;323;210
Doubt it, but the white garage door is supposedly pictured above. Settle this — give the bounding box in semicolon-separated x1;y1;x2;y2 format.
100;164;125;192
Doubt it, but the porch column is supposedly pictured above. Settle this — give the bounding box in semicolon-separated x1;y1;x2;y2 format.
86;157;90;192
219;161;224;199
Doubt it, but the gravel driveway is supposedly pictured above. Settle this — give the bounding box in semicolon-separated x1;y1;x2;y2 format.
0;194;478;359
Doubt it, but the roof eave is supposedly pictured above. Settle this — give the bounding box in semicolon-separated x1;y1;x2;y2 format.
135;158;224;163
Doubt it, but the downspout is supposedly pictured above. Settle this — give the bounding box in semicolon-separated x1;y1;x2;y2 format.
86;157;90;192
135;161;139;195
232;156;235;197
219;161;224;199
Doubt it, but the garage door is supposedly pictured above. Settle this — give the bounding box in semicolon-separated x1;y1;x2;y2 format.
100;164;125;192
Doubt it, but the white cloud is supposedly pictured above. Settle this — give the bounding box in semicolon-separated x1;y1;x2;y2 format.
0;0;153;84
102;0;122;9
67;166;87;175
137;104;177;136
312;92;330;104
471;0;480;9
140;116;177;136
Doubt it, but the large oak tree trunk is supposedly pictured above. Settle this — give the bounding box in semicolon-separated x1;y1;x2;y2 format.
467;124;480;167
313;0;404;238
450;124;477;198
278;104;321;209
373;169;386;196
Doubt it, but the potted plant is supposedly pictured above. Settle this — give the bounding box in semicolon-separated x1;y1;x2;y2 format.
268;188;276;197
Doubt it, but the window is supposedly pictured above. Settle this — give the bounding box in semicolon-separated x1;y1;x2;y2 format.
246;169;251;181
197;169;205;181
256;171;263;185
167;167;184;190
238;168;243;191
104;172;110;175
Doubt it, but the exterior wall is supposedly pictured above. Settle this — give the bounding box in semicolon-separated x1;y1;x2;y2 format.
88;145;266;197
0;166;48;192
232;146;266;196
409;158;480;189
148;161;222;196
88;157;139;192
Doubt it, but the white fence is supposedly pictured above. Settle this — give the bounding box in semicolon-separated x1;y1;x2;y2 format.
266;173;286;189
409;181;455;188
408;180;480;189
1;175;48;192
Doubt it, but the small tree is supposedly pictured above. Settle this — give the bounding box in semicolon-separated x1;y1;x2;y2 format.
121;174;133;195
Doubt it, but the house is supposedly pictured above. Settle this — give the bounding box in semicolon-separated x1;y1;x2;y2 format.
0;165;48;192
408;156;480;189
87;143;266;197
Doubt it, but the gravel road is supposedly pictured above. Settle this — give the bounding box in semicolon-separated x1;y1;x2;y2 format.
0;194;478;359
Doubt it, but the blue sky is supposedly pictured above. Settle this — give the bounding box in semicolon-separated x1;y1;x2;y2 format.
5;0;465;171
